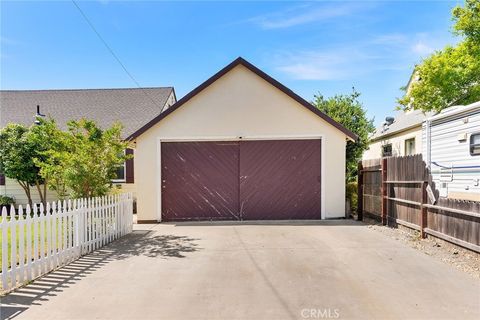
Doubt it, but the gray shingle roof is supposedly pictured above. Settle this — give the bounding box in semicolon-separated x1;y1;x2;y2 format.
371;109;436;140
0;87;174;138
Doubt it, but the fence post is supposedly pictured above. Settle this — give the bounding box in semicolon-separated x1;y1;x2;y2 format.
421;181;428;239
381;157;388;225
357;162;363;221
2;206;9;290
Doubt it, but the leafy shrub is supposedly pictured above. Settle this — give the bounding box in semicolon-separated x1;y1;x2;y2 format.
346;182;358;215
0;195;15;206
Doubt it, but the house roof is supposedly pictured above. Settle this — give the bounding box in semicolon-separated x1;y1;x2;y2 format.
127;57;358;141
0;87;174;138
371;109;435;140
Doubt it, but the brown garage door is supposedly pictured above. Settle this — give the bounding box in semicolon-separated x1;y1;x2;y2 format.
161;140;321;221
239;140;321;220
161;142;240;221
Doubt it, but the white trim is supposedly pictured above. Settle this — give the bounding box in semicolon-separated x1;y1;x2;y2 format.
427;101;480;122
155;135;326;221
156;139;162;222
112;164;126;183
158;134;323;142
112;150;127;183
426;120;431;167
321;138;326;219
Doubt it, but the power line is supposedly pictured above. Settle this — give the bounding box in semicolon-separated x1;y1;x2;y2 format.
71;0;164;111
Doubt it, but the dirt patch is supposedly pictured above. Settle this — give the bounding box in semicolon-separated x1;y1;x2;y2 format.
363;218;480;279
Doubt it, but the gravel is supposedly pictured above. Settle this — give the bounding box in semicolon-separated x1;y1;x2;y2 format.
363;218;480;279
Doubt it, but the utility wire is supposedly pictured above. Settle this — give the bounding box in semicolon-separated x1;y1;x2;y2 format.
71;0;164;111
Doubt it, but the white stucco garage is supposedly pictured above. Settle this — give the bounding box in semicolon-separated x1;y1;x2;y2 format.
128;57;357;222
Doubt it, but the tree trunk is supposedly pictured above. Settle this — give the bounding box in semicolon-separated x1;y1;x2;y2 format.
35;182;43;205
18;180;33;208
43;183;47;206
35;181;47;208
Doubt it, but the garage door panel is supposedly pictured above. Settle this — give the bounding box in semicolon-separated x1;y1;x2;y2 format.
239;140;321;220
161;142;239;221
161;139;322;221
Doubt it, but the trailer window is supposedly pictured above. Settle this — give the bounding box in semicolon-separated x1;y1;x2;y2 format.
471;133;480;156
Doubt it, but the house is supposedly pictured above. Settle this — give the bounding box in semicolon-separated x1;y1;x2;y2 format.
0;87;176;205
423;101;480;201
363;100;480;201
363;69;433;160
127;57;357;222
362;109;434;160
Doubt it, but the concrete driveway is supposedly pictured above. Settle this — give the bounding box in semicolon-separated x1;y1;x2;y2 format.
1;220;479;320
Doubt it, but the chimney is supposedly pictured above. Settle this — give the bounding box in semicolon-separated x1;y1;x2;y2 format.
34;105;46;125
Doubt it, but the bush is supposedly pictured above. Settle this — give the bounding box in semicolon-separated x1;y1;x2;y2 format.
0;195;15;206
346;182;358;215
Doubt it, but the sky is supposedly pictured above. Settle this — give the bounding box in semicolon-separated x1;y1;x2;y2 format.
1;0;461;125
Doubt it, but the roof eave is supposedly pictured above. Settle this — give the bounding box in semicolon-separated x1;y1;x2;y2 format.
126;57;358;142
370;123;422;141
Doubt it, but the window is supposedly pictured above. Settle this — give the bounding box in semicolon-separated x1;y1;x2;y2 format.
114;150;126;183
113;148;134;183
113;163;126;182
405;138;416;156
471;133;480;156
382;144;392;157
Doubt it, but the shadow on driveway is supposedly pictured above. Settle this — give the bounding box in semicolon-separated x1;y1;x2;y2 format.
165;218;364;227
0;230;201;320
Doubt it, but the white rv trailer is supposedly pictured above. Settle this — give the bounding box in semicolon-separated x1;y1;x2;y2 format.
422;101;480;201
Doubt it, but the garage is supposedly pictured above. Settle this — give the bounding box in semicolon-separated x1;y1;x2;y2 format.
161;140;321;221
129;57;357;222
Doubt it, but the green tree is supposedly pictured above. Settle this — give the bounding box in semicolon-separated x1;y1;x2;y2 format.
1;118;130;204
399;0;480;112
29;118;70;200
55;119;129;198
0;124;45;207
453;0;480;42
313;89;375;183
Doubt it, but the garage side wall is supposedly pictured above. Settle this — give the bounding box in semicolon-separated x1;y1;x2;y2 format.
135;65;346;221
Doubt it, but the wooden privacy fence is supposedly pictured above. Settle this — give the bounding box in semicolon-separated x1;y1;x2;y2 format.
358;155;480;253
0;193;133;292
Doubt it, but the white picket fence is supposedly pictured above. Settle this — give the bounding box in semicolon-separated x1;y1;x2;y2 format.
0;193;133;291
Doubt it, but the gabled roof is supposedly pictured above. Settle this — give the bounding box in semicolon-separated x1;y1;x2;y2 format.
0;87;174;138
127;57;357;141
371;109;435;140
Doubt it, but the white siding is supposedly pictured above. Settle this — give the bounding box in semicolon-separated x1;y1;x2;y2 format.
1;177;137;206
162;91;177;111
363;126;423;160
0;178;59;205
423;108;480;201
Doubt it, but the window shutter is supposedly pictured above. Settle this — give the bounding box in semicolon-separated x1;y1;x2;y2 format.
0;174;5;186
125;148;134;183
